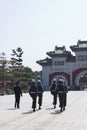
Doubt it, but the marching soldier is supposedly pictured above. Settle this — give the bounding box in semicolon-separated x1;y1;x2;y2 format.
50;78;57;108
14;81;22;109
62;80;68;110
29;79;37;112
37;80;44;110
56;79;68;112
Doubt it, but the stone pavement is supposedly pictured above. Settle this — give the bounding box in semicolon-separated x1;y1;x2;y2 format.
0;91;87;130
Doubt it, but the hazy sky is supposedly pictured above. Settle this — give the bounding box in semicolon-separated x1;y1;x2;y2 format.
0;0;87;71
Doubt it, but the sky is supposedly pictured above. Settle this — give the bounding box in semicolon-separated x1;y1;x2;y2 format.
0;0;87;71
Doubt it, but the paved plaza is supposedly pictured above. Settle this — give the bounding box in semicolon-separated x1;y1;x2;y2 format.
0;91;87;130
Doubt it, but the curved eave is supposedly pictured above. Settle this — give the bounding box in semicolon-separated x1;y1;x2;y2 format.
70;47;87;52
37;62;52;66
47;52;70;57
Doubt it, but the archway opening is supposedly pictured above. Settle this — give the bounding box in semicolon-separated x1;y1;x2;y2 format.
79;73;87;90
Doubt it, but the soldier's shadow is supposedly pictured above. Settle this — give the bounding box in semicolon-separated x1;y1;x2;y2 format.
7;108;17;110
22;109;40;114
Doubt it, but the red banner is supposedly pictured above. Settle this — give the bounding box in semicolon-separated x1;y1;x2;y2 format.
3;80;7;86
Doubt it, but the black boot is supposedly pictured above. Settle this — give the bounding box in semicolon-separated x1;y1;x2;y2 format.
33;108;35;112
63;106;65;110
17;104;20;109
60;107;62;112
54;105;56;109
39;106;41;110
15;102;16;108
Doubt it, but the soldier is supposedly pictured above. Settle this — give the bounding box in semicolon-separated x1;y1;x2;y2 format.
14;81;22;109
29;79;37;112
37;80;44;110
50;78;57;108
62;80;68;110
56;79;68;112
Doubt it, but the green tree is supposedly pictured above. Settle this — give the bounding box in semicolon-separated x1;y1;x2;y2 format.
34;71;42;81
0;52;7;85
23;67;34;81
11;47;23;83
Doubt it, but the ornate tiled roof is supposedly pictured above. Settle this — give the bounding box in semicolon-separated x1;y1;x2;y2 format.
36;57;52;66
37;40;87;66
70;40;87;51
47;46;71;57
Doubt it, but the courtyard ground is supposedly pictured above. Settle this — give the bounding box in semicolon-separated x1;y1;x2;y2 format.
0;91;87;130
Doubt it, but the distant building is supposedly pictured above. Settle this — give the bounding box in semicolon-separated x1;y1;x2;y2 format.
37;40;87;90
